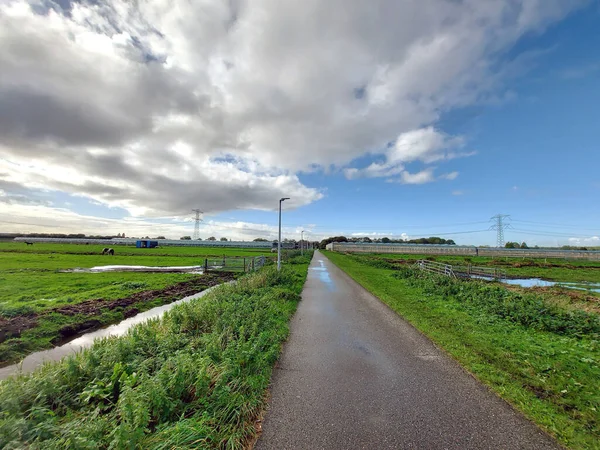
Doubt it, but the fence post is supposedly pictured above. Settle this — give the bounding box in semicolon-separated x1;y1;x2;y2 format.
243;257;246;272
252;257;255;271
223;256;226;267
204;258;208;272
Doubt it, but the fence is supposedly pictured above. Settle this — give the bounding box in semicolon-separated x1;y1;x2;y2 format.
204;255;267;273
416;260;506;280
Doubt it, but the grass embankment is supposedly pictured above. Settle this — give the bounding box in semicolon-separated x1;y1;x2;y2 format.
324;251;600;450
0;261;310;449
359;253;600;283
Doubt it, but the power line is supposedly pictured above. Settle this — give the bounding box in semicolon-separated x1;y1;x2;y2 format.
512;220;599;231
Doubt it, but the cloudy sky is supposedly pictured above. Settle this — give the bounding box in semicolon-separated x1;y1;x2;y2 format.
1;0;599;245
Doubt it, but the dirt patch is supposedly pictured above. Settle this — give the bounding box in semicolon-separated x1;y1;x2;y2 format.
0;314;38;343
0;272;235;345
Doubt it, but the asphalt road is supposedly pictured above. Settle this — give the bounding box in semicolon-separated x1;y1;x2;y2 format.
255;251;560;450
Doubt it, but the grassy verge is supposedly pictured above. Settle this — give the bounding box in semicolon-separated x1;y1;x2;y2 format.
0;263;309;449
324;251;600;450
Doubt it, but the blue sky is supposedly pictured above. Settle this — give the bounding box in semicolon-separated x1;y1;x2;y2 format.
227;5;600;246
0;0;598;246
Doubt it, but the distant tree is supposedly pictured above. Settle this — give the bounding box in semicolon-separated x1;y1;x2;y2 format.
253;238;268;242
505;242;520;248
180;236;192;240
381;237;391;243
207;236;216;241
520;242;528;249
220;237;228;241
319;236;348;249
155;236;166;240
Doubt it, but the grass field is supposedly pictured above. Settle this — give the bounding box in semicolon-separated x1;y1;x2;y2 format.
0;259;311;449
0;243;275;366
324;251;600;450
352;252;600;283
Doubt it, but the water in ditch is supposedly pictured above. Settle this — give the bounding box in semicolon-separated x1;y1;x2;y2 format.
474;276;600;293
0;283;225;381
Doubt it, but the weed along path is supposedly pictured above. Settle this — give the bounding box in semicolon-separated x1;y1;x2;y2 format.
256;251;560;450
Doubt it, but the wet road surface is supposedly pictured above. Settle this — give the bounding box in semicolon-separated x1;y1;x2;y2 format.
256;251;559;450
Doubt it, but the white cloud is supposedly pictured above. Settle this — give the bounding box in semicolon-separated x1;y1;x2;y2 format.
441;171;459;181
568;236;600;245
0;0;585;218
399;169;436;185
343;127;473;181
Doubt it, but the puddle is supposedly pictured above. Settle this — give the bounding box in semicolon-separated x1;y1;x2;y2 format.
311;260;336;291
473;276;600;293
0;283;227;381
63;265;205;274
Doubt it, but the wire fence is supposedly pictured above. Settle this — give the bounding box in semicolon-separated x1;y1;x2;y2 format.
204;255;268;273
416;259;506;280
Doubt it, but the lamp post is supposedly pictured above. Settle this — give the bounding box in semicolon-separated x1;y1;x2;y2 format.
301;230;306;255
278;197;290;271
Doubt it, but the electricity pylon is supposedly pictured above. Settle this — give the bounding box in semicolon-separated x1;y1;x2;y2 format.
490;214;510;248
192;209;203;240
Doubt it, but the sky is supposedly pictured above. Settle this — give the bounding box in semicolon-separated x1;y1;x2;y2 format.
1;0;599;246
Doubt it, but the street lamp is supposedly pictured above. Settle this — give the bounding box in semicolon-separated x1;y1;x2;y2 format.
301;230;306;255
278;197;290;271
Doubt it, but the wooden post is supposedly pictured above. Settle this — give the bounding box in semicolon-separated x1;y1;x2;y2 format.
243;257;246;272
204;258;208;271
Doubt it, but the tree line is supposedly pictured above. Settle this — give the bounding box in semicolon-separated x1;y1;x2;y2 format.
318;236;456;249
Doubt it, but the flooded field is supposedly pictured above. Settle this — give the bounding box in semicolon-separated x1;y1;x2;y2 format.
502;278;600;293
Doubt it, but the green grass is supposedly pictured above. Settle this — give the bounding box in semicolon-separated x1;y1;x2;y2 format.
0;271;196;313
355;253;600;283
0;264;309;449
324;251;600;450
0;243;277;367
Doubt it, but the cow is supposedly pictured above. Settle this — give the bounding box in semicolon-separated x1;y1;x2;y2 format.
101;248;115;255
24;242;34;246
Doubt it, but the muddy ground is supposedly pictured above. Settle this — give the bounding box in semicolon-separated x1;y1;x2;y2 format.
0;272;235;346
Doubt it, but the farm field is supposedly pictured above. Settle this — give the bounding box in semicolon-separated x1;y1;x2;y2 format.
354;252;600;284
0;243;274;366
0;258;312;449
324;251;600;450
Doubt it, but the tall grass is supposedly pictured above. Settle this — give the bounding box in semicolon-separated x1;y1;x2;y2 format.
392;268;600;340
0;265;307;449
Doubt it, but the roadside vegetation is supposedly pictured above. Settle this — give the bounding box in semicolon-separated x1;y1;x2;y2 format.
0;261;310;449
324;251;600;450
